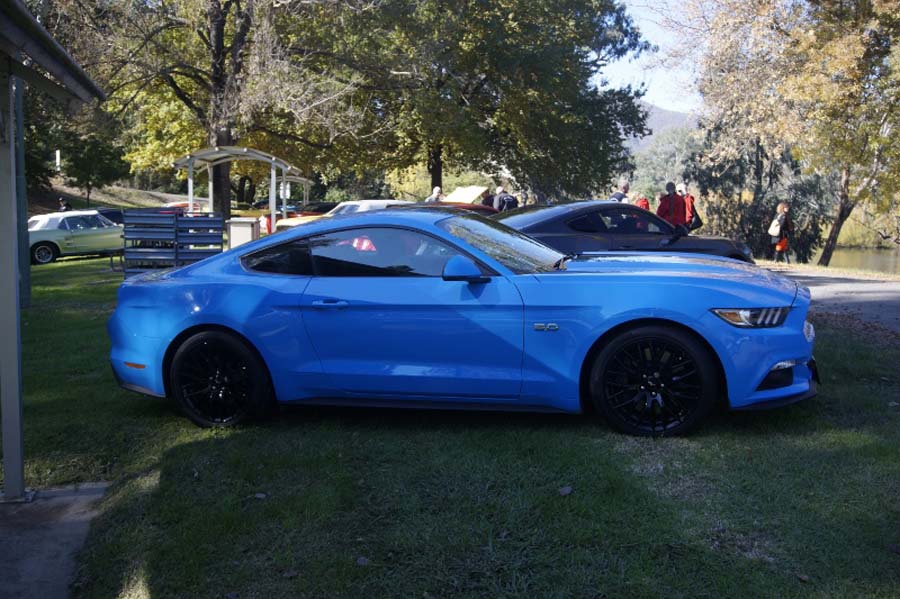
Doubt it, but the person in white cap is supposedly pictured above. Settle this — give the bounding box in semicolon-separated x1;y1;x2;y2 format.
676;183;697;229
424;186;444;202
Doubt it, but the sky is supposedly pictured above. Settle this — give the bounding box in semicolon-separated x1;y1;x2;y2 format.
597;0;703;114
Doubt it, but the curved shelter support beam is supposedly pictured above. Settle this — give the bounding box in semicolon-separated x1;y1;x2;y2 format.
171;146;302;226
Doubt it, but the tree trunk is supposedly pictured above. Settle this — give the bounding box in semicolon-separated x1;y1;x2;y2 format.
210;128;233;220
817;167;854;267
427;145;443;190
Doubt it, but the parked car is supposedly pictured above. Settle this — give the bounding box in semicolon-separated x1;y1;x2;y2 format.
397;201;499;215
96;207;124;224
252;200;334;215
495;201;754;263
274;199;413;232
164;200;207;212
28;210;123;264
109;210;817;436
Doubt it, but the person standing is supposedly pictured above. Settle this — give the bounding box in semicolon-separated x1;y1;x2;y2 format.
769;202;793;263
676;183;697;229
493;186;518;212
479;188;494;208
58;197;72;212
634;195;650;211
424;186;443;202
609;181;630;202
656;182;689;227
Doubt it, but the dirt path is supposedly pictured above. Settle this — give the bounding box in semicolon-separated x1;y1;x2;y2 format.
770;266;900;337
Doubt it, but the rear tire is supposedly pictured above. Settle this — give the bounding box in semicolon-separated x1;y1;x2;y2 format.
589;325;719;436
169;331;273;427
31;242;58;265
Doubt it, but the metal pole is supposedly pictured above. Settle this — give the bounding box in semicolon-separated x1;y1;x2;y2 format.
0;65;26;501
304;182;309;208
269;162;276;233
280;169;287;217
207;164;213;213
187;159;194;212
14;75;29;308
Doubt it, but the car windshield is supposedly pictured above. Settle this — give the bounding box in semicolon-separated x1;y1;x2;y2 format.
329;204;359;216
438;214;564;274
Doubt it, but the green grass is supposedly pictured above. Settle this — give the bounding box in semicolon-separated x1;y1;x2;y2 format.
2;258;899;598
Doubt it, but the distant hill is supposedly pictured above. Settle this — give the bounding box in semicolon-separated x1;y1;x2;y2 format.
628;102;698;153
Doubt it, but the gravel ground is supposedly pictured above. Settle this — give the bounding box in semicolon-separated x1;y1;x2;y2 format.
769;265;900;347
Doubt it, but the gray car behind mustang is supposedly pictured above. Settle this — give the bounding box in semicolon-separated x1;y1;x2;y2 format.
494;201;754;263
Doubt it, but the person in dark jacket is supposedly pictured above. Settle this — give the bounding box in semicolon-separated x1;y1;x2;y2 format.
770;202;793;263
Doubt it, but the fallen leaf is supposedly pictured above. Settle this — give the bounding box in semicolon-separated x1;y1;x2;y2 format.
796;574;811;583
282;570;299;579
356;556;370;566
888;402;899;408
559;486;573;496
224;593;239;599
254;493;267;500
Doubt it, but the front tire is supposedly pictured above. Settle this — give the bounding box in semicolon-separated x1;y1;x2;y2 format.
31;242;59;265
589;325;719;436
169;331;273;427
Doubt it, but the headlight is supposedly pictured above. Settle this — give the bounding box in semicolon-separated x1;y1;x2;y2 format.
712;307;791;328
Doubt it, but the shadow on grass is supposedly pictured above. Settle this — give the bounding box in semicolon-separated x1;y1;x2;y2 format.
74;422;827;599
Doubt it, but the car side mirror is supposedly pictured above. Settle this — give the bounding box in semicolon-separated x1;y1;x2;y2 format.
660;225;689;247
442;255;489;284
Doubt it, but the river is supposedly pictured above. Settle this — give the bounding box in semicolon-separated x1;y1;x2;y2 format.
811;247;900;276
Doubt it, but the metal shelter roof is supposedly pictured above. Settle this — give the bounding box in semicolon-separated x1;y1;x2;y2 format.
0;0;106;104
172;146;299;173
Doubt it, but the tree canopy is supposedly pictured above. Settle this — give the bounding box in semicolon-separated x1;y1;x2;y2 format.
50;0;649;210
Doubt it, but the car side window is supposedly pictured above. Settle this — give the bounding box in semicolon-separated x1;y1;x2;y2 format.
242;240;313;275
63;216;93;230
57;218;70;231
598;207;668;235
84;215;105;229
567;214;604;233
309;227;463;277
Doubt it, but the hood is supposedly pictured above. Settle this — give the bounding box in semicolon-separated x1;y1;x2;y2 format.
564;252;799;300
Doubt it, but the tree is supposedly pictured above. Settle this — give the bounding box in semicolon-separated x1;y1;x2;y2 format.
782;1;900;265
61;110;130;204
631;127;704;201
685;130;832;263
667;0;900;266
55;0;377;219
353;0;650;196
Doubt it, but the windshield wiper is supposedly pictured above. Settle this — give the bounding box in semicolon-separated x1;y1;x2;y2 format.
553;254;578;270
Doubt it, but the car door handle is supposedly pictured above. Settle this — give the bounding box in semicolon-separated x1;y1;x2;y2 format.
311;299;349;309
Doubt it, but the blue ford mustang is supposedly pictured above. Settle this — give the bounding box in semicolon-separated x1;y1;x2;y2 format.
108;209;817;436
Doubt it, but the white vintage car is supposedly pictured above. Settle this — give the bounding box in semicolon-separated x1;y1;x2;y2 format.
273;199;412;232
27;210;123;264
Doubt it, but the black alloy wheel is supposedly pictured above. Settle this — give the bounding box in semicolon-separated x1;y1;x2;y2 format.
590;325;719;436
169;331;273;427
31;242;58;265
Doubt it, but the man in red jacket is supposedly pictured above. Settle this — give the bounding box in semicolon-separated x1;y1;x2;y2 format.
657;182;694;227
